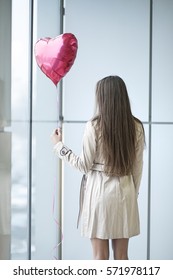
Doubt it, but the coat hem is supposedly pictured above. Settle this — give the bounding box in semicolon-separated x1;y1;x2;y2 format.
81;232;140;240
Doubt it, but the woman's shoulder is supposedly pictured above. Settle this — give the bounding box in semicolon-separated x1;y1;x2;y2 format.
84;118;99;138
86;117;98;129
134;117;145;142
134;117;143;130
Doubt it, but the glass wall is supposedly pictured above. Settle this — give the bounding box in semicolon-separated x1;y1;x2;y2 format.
150;0;173;259
9;0;173;260
0;0;11;260
62;0;149;259
11;0;61;259
11;0;29;260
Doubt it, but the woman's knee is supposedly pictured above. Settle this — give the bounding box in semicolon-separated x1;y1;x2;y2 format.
91;238;109;260
112;238;129;260
114;251;128;260
92;245;109;260
94;250;109;260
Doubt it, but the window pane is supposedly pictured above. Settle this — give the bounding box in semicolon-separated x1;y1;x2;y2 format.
63;0;149;122
150;125;173;259
152;0;173;122
11;0;30;259
11;123;29;259
11;0;29;121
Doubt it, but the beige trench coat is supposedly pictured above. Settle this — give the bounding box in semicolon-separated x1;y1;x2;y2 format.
54;120;144;239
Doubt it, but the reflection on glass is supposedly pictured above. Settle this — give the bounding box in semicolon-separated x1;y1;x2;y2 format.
11;0;30;259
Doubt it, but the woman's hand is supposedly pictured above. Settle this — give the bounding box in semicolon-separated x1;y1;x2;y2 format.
51;128;62;145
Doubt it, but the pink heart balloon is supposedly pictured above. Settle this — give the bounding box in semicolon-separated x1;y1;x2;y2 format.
34;33;78;86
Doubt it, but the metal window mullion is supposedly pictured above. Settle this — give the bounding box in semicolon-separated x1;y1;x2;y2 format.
27;0;34;260
56;0;64;260
147;0;153;261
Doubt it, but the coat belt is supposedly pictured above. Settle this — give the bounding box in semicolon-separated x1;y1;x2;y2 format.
91;163;104;171
77;174;87;228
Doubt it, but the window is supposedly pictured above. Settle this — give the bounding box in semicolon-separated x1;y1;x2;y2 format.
11;0;61;260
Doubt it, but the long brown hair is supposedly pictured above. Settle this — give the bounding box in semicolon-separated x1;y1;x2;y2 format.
93;75;144;176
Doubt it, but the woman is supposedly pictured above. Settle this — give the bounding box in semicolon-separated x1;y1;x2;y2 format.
51;75;145;260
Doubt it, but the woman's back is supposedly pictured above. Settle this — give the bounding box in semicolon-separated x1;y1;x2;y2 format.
90;118;144;174
93;75;144;176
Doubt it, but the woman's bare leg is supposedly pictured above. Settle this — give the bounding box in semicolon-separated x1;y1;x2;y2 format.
91;238;109;260
112;238;129;260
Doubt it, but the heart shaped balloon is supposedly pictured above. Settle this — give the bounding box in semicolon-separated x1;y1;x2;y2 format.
34;33;78;86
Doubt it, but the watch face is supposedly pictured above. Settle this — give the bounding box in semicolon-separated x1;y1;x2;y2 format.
60;146;70;156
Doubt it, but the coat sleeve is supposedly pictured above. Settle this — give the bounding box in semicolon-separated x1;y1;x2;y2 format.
53;121;96;174
132;124;145;195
